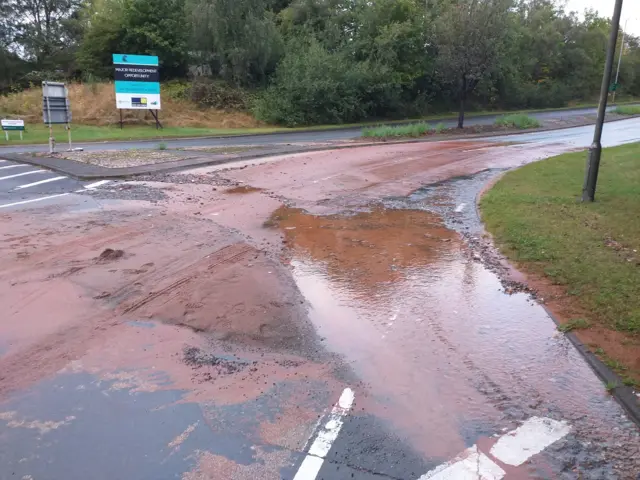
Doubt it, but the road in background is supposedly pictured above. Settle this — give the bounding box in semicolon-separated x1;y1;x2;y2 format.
0;105;630;155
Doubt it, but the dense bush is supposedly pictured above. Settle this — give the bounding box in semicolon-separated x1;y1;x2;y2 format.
253;41;402;126
188;78;253;110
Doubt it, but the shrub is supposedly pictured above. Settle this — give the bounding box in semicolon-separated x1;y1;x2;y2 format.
494;113;541;129
362;122;433;138
614;105;640;115
253;40;400;126
188;78;252;111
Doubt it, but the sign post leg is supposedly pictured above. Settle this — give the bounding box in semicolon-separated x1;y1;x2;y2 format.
120;110;123;129
20;131;23;140
5;131;8;142
67;124;72;151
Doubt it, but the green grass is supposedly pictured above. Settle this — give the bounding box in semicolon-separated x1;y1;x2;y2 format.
494;114;541;129
362;122;434;138
557;318;590;333
157;142;167;150
614;105;640;115
0;123;282;146
481;143;640;381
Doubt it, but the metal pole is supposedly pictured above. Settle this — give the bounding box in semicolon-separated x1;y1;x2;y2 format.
613;18;628;104
582;0;624;203
45;82;54;154
67;124;72;151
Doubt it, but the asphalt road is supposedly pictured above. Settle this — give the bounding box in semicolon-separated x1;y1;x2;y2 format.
1;117;639;480
0;158;113;210
0;105;626;154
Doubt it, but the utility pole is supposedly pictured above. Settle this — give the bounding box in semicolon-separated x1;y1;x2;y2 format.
582;0;624;203
612;18;629;104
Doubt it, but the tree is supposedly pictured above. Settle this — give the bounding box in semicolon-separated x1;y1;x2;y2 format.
187;0;283;86
12;0;83;70
433;0;513;128
78;0;189;79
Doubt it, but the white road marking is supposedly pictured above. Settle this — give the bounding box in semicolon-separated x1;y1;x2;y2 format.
15;176;67;190
0;164;29;170
0;193;70;209
455;203;467;213
293;388;355;480
0;170;44;181
489;416;571;466
84;180;111;190
418;417;570;479
419;446;505;480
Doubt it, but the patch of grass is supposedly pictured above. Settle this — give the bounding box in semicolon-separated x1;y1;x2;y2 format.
157;142;167;150
557;318;590;333
614;105;640;115
362;122;433;139
494;114;541;129
481;143;640;382
435;122;447;133
605;380;618;393
0;123;282;146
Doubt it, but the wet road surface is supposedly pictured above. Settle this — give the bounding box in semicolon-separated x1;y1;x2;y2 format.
0;120;639;479
0;105;632;155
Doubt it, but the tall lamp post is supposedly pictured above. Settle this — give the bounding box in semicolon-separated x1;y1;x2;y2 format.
582;0;624;203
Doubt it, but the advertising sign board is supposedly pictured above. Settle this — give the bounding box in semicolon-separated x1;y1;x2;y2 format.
113;54;161;110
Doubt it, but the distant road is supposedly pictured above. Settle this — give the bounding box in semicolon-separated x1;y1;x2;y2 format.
0;105;627;154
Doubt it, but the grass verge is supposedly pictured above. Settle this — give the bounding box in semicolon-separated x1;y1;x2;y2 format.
362;122;433;138
494;113;541;129
481;143;640;387
614;105;640;115
0;123;282;146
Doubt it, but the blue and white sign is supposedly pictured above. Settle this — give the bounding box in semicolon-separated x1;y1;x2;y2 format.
113;54;161;110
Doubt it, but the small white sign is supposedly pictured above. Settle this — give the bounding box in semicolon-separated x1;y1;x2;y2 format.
1;119;25;130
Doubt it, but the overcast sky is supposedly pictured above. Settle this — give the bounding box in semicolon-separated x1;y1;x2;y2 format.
564;0;640;35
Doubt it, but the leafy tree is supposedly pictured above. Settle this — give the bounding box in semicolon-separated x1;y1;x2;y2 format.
12;0;83;71
253;39;400;125
78;0;189;79
432;0;514;127
187;0;284;86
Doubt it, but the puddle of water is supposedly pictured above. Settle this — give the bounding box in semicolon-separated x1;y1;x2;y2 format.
275;202;637;462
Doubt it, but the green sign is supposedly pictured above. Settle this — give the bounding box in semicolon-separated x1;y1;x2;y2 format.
1;119;25;131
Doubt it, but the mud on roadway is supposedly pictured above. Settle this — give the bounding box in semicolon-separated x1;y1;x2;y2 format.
1;140;639;480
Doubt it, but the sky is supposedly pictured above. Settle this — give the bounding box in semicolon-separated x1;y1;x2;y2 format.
564;0;640;36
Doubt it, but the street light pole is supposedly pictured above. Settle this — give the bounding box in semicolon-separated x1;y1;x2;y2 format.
612;18;629;104
582;0;624;203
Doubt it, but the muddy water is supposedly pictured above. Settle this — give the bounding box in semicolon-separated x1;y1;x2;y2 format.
276;202;640;469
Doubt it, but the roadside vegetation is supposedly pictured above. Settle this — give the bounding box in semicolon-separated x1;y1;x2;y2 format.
494;114;541;129
614;105;640;115
481;143;640;387
362;123;434;138
3;0;640;132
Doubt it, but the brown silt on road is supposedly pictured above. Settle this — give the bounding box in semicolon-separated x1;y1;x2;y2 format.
0;138;638;480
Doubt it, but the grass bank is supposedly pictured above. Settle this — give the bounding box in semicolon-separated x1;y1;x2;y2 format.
481;143;640;387
615;105;640;115
0;123;282;145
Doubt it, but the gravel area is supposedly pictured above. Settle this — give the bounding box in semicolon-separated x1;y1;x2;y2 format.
82;182;168;202
50;149;195;168
133;172;238;186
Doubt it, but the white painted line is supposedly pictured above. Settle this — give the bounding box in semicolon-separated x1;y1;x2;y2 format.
84;180;111;190
0;170;44;181
417;417;570;479
15;176;67;190
0;193;70;209
293;388;355;480
455;203;467;213
0;164;28;170
489;416;571;466
419;446;505;480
